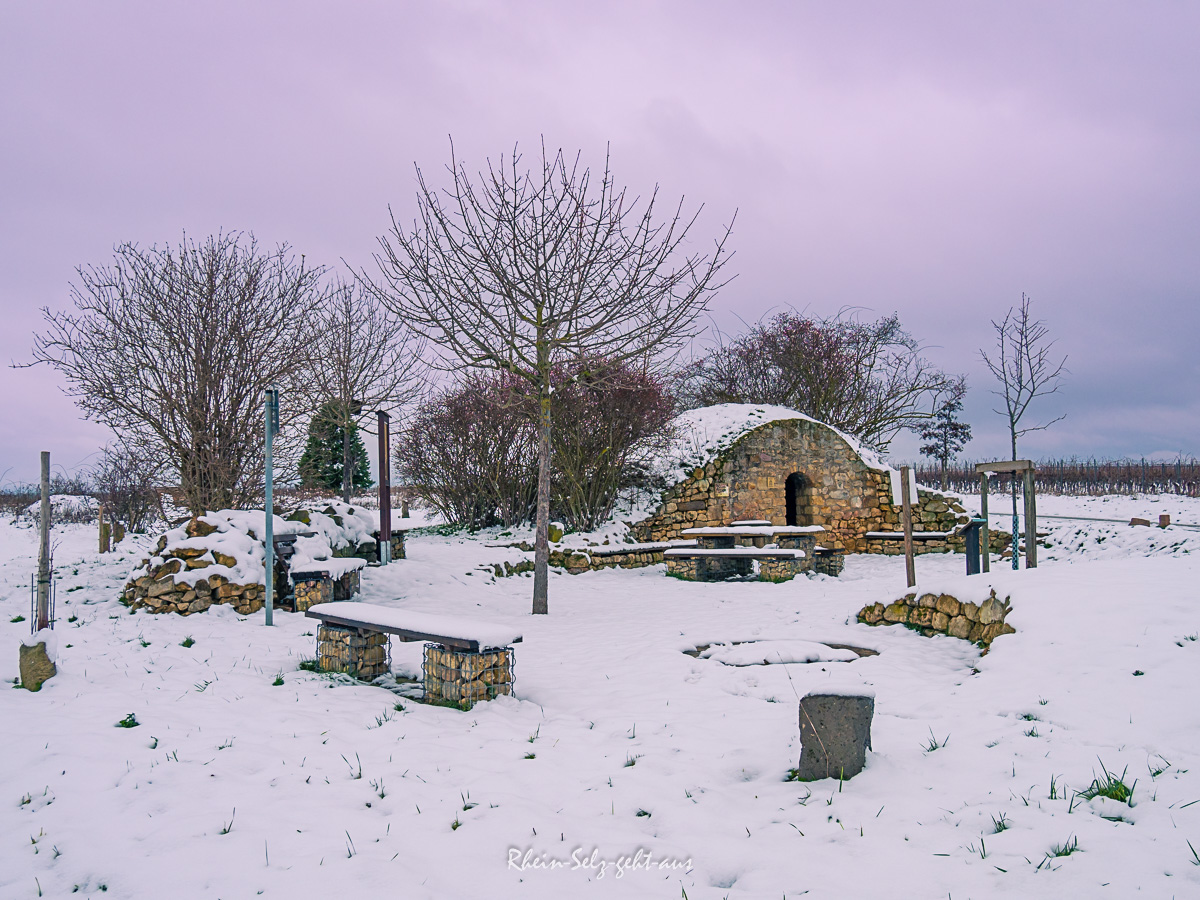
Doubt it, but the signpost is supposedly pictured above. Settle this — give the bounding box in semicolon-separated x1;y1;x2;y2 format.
264;388;279;626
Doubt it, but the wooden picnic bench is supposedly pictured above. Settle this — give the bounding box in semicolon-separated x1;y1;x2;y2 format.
305;601;522;708
666;521;843;581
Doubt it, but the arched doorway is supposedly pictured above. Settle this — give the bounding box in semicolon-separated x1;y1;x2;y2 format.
785;472;811;526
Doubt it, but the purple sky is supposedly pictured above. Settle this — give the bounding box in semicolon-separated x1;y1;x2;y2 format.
3;1;1198;484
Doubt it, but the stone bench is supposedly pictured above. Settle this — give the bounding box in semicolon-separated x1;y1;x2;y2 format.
664;547;807;582
304;602;522;709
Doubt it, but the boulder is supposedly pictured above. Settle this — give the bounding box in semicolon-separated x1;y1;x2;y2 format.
19;642;56;692
795;693;874;781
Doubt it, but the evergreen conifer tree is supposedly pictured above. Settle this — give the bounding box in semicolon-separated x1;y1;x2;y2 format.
919;394;972;490
299;402;372;493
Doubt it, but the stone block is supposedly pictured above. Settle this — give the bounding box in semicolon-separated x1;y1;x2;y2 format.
935;595;960;617
931;611;950;631
946;615;971;639
882;602;909;623
978;597;1007;624
918;593;938;608
19;641;56;692
795;693;874;781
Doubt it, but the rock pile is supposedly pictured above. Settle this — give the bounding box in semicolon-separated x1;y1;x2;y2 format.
857;587;1015;649
122;514;266;615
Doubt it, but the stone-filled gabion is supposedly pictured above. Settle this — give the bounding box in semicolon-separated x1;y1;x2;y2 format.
813;550;846;577
423;644;514;709
857;588;1015;649
333;568;361;601
317;625;389;680
293;574;333;612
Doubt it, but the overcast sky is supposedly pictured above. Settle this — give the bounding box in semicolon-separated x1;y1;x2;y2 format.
2;1;1197;484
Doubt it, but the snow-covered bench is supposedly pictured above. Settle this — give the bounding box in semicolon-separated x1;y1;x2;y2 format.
305;602;522;708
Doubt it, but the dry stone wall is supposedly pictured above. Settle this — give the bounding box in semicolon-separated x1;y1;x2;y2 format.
857;587;1015;649
633;418;970;554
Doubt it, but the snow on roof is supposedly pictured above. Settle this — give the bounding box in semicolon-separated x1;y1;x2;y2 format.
652;404;892;485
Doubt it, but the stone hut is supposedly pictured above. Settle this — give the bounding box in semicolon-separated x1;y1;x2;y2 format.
632;404;971;554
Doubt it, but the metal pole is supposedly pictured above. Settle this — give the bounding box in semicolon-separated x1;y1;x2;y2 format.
36;451;51;631
979;472;990;573
377;411;392;565
264;388;277;626
900;464;916;588
1024;467;1037;568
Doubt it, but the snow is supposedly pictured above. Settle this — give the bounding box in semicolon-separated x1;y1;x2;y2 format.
2;492;1200;898
699;640;859;666
653;403;893;486
305;601;523;649
20;627;57;659
22;493;99;522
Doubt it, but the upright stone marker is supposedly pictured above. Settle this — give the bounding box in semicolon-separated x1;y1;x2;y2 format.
796;693;874;781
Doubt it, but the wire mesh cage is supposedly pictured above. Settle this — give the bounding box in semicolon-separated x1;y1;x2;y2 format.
316;624;390;680
423;643;515;709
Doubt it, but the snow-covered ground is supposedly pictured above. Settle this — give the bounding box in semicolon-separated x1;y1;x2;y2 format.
2;495;1199;899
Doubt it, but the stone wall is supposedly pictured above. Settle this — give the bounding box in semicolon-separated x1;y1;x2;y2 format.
632;418;970;554
856;588;1015;649
122;517;264;615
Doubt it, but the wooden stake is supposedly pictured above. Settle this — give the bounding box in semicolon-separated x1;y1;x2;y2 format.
900;465;916;588
979;472;990;573
36;452;51;631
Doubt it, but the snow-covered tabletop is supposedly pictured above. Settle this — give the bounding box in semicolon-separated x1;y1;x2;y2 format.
304;601;522;650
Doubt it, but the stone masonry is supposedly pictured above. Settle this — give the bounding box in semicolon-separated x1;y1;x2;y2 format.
423;644;514;709
633;418;971;555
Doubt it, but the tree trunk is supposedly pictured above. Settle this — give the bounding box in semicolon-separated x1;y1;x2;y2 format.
532;388;551;615
342;421;352;503
939;458;948;491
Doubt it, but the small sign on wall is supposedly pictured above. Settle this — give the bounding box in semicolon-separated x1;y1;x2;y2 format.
890;468;918;507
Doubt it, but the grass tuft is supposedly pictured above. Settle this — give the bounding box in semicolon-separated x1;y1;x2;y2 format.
1078;761;1135;805
115;713;139;728
298;657;320;672
923;729;949;752
991;812;1010;833
180;636;195;648
272;675;284;686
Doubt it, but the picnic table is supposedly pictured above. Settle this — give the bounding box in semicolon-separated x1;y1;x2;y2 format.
665;520;843;581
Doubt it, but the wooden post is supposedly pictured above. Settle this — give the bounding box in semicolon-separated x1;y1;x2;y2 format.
264;388;279;627
98;504;110;553
377;411;392;565
1023;467;1037;568
900;465;916;588
979;472;990;573
36;452;51;631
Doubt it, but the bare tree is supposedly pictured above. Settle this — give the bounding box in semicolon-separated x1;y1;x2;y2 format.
679;310;960;451
92;444;162;533
980;292;1068;522
302;280;425;502
980;293;1068;461
368;140;733;614
29;232;328;513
